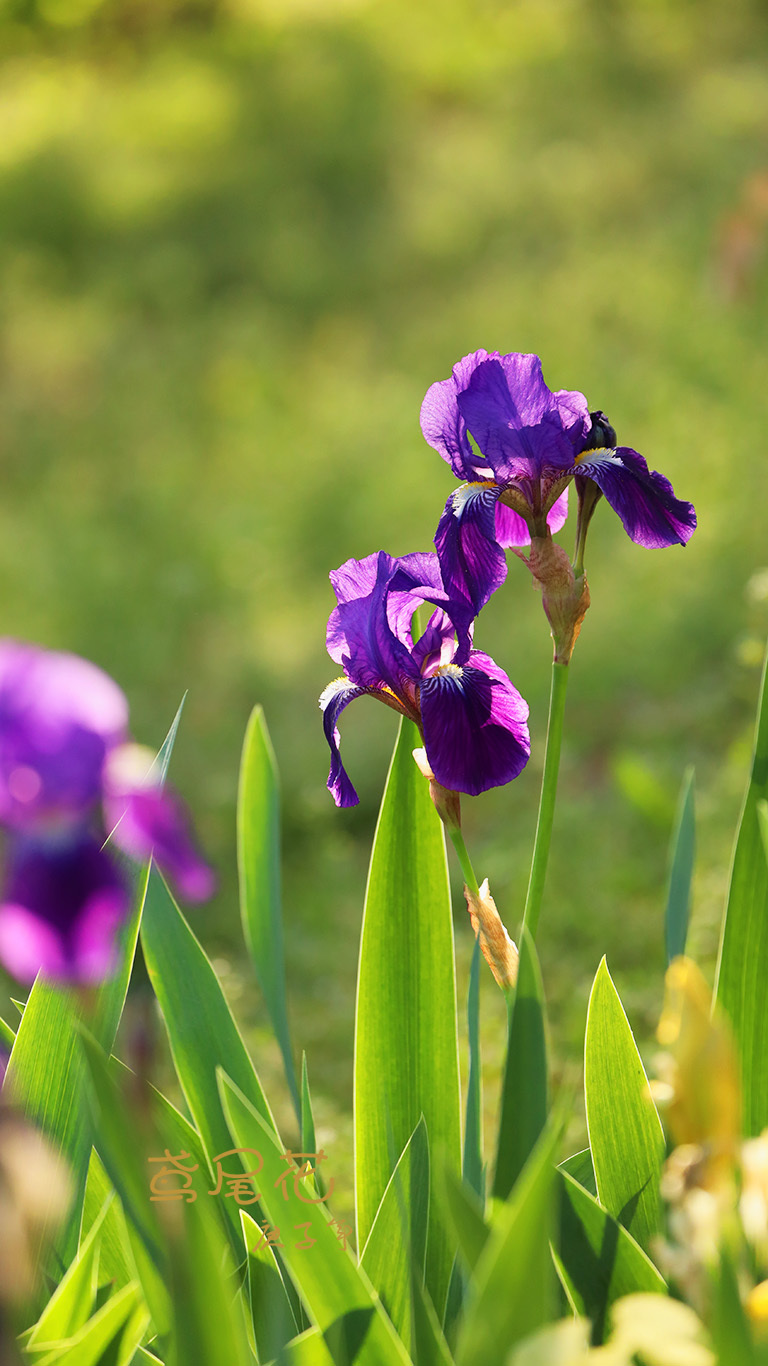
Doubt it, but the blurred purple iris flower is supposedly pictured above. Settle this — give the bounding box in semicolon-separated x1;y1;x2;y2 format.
0;641;213;985
320;551;530;805
421;350;697;614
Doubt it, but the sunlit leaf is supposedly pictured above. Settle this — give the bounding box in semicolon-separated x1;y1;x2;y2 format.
360;1117;429;1352
454;1125;559;1365
556;1170;666;1343
665;766;695;965
715;643;768;1134
220;1071;411;1365
463;935;483;1199
238;705;300;1118
493;928;547;1200
140;867;277;1243
584;958;664;1250
354;718;461;1318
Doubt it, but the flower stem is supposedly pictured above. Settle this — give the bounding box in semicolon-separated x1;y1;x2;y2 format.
521;658;570;942
448;826;480;899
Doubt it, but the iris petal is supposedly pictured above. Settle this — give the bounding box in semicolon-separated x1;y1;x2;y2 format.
576;447;697;548
420;650;530;796
0;642;129;829
456;357;588;483
105;784;216;902
420;349;491;480
434;484;508;616
319;677;367;808
0;834;129;984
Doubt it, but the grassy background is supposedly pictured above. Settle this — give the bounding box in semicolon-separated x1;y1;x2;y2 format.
2;0;768;1189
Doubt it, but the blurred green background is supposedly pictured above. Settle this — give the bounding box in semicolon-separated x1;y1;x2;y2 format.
2;0;768;1176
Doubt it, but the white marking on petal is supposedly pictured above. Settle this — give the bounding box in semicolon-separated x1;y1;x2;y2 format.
319;677;352;710
450;481;497;517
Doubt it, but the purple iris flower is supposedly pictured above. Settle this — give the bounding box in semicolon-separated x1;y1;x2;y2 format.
320;551;530;805
0;641;214;984
421;350;697;614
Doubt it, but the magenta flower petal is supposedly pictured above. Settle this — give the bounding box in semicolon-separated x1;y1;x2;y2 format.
0;642;129;829
434;485;508;616
455;355;589;483
420;349;492;481
420;649;530;796
494;486;569;548
575;447;697;548
0;835;129;984
105;780;215;903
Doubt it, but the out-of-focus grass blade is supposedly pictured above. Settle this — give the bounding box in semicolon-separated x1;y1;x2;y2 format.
493;928;547;1200
360;1118;429;1352
242;1209;300;1363
301;1054;316;1155
165;1197;254;1366
454;1125;559;1366
463;935;482;1199
4;704;186;1270
711;1249;756;1366
665;766;695;965
79;1033;173;1344
758;798;768;866
715;645;768;1135
410;1274;456;1366
238;706;300;1119
80;1159;135;1290
220;1072;412;1365
275;1329;337;1364
555;1170;666;1344
5;884;147;1271
584;958;665;1251
33;1282;147;1366
354;718;461;1318
0;1015;15;1048
27;1200;107;1347
140;868;277;1212
439;1166;489;1275
558;1149;596;1197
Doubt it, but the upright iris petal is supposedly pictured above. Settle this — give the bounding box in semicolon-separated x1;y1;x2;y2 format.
0;641;214;984
320;551;530;805
420;351;696;614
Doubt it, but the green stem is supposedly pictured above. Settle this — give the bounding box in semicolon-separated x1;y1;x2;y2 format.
448;826;480;898
521;658;570;942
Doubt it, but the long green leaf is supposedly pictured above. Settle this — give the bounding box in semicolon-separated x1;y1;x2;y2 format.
4;881;145;1274
558;1149;596;1198
238;706;300;1119
454;1125;559;1366
360;1118;430;1353
33;1283;148;1366
665;766;695;965
354;718;461;1317
81;1158;135;1290
140;869;277;1194
27;1200;107;1348
220;1072;411;1366
556;1171;666;1344
439;1166;489;1275
463;936;482;1199
243;1208;300;1363
584;958;665;1251
715;645;768;1134
274;1329;337;1365
493;928;547;1200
